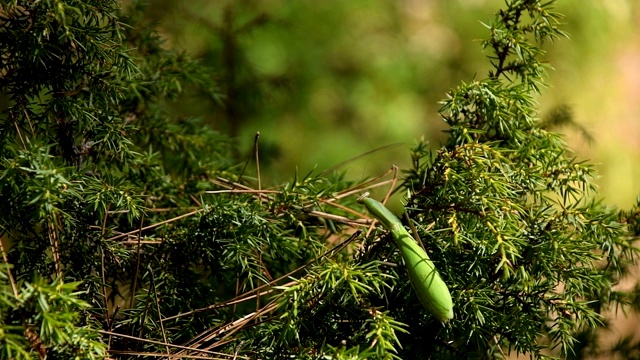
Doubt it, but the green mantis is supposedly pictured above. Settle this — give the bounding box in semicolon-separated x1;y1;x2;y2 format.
358;193;454;322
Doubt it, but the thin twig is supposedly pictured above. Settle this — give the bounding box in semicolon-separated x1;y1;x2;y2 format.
212;177;255;190
98;330;245;359
254;131;261;191
108;207;199;214
149;266;170;357
107;209;202;241
405;212;426;250
318;143;404;176
101;204;110;234
326;178;396;203
209;302;278;350
205;189;280;194
0;231;19;297
364;213;378;238
23;109;35;135
180;301;279;356
107;351;221;359
209;174;393;228
164;230;362;321
255;245;275;319
110;306;121;330
100;249;110;328
318;198;368;219
205;187;376;224
129;215;145;310
232;277;240;315
306;210;372;226
189;195;202;207
108;305;120;349
212;171;394;228
13;120;26;149
48;218;62;278
381;165;399;205
236;132;261;188
138;278;153;347
101;204;111;327
212;172;396;212
212;177;273;202
162;286;284;322
364;166;400;238
121;240;163;245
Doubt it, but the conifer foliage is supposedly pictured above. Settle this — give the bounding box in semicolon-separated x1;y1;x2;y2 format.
0;1;638;359
402;2;637;357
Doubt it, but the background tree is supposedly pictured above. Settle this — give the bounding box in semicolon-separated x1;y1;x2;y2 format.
1;0;639;359
134;0;640;202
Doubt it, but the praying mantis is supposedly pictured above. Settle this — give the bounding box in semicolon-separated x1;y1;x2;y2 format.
358;193;454;322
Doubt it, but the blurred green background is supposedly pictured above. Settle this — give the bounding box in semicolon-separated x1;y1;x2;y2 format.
133;0;640;208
